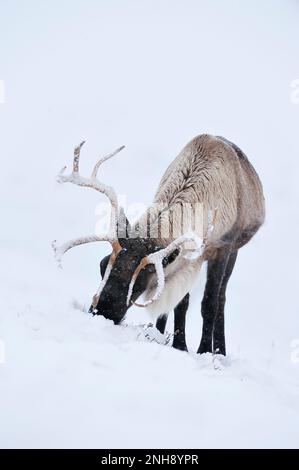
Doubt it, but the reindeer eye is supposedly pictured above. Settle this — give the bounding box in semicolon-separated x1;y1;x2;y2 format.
147;264;156;274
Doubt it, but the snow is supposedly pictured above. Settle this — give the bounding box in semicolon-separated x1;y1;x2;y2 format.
1;0;299;449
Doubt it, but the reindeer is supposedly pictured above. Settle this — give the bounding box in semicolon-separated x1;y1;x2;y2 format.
53;134;265;355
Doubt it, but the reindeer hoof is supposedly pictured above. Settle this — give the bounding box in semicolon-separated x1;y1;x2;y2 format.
173;341;188;352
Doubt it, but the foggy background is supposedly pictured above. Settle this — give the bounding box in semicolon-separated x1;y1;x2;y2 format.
0;0;298;448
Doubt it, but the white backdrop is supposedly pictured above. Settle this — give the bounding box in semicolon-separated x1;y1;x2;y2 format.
0;0;299;448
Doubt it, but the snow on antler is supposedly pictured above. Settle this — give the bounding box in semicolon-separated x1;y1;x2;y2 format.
57;142;124;232
52;234;113;268
126;232;204;308
127;209;217;308
53;141;124;266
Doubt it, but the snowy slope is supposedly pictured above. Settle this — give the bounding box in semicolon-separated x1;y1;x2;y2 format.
0;0;299;448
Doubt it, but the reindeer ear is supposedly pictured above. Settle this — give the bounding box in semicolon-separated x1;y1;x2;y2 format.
117;206;131;238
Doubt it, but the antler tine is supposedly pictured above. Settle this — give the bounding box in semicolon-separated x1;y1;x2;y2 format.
56;141;126;237
52;233;113;267
54;141;126;268
90;239;122;310
129;209;217;307
126;233;203;308
130;256;166;308
91;145;125;179
73;140;86;175
126;257;149;306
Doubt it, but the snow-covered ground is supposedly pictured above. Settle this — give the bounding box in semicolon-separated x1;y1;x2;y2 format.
0;0;299;448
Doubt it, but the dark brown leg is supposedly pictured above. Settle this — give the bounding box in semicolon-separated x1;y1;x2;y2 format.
173;293;189;351
197;248;232;354
213;250;238;355
156;314;168;334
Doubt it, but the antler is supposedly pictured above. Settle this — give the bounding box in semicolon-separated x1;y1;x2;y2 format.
126;232;203;308
126;209;217;308
52;234;113;268
53;141;124;266
90;240;122;310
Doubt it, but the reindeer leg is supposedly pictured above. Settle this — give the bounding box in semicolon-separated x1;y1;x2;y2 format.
213;249;238;356
156;314;168;334
173;293;189;352
197;248;231;354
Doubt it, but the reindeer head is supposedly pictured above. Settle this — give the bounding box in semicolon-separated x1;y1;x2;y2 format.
53;142;206;324
93;236;184;323
92;238;156;323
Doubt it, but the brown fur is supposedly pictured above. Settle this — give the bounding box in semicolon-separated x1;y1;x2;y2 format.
136;134;265;317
